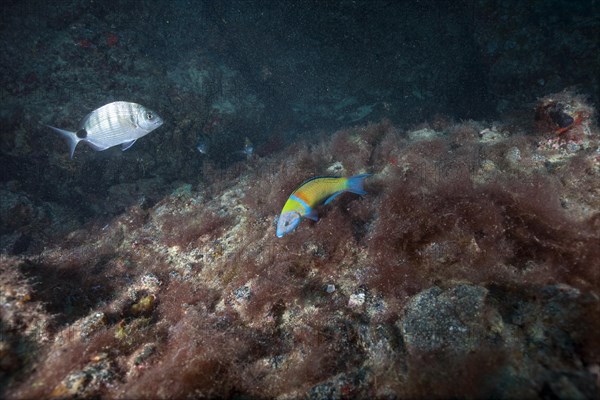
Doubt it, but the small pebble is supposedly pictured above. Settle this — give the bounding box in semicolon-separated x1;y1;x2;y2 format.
348;292;365;308
326;162;345;174
566;143;580;153
480;159;496;172
506;146;521;165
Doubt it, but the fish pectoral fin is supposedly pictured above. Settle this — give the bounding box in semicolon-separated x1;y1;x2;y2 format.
121;139;137;151
304;210;319;221
323;191;343;205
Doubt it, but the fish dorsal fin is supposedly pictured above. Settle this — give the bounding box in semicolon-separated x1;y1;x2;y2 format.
121;139;137;151
79;111;94;128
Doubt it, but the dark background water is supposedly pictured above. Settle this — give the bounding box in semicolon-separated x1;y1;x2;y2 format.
0;0;599;250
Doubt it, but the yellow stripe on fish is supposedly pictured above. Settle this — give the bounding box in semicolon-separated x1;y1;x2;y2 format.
276;174;371;237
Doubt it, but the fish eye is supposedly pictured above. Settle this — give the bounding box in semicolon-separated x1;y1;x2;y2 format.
146;112;153;120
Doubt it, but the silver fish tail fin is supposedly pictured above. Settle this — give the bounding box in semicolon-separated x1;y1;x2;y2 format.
47;125;79;159
346;173;372;195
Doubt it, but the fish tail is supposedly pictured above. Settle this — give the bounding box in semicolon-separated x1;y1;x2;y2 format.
346;173;372;195
47;125;79;159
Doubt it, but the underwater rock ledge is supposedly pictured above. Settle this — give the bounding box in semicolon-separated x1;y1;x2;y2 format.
1;109;600;398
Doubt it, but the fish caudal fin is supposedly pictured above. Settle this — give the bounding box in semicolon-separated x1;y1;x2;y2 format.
47;125;79;159
346;173;372;195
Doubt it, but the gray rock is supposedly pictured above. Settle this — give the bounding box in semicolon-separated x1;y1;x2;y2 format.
400;284;497;354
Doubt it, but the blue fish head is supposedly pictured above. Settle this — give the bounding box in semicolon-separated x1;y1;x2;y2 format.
276;211;301;238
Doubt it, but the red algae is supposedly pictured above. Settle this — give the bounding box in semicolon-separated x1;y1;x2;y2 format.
3;105;600;398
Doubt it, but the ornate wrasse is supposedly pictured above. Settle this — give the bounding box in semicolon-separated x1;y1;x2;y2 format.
276;174;371;237
46;101;163;159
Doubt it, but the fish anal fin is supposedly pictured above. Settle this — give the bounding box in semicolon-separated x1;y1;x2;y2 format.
85;141;110;151
323;191;344;205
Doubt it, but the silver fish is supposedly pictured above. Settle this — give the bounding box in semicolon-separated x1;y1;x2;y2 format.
196;141;208;155
242;137;254;158
47;101;163;158
196;134;210;155
233;137;254;159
